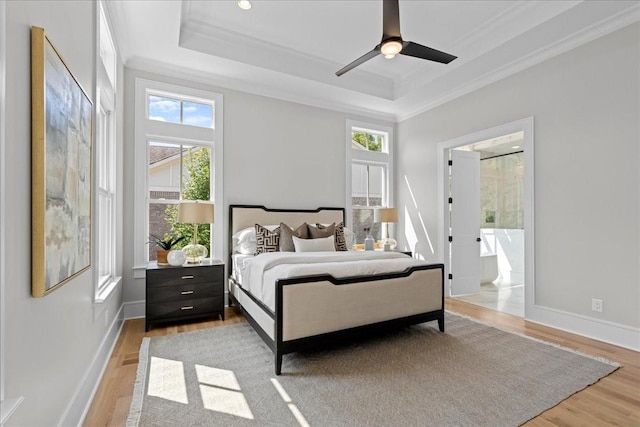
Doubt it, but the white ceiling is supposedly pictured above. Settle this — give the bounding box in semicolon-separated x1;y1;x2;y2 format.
107;0;639;121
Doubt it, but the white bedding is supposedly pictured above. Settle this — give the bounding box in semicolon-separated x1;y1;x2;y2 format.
241;251;425;311
231;254;254;284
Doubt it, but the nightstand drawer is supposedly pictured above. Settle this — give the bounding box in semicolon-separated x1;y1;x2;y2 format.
145;260;225;331
147;281;223;304
146;296;223;321
146;266;223;287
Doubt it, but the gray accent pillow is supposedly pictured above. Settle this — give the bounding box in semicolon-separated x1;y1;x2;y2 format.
311;222;348;251
279;222;309;252
255;224;280;254
308;223;335;239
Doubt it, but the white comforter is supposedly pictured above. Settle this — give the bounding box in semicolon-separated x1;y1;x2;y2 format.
243;251;425;311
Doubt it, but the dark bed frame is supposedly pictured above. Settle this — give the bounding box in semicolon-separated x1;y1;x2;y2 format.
227;204;445;375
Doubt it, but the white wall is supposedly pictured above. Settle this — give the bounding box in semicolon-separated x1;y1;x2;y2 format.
397;24;639;336
3;2;125;425
481;228;524;284
121;67;393;305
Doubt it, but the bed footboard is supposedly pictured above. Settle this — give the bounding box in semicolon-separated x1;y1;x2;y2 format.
274;263;444;374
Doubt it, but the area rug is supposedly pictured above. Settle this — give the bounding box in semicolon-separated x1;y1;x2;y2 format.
127;312;618;426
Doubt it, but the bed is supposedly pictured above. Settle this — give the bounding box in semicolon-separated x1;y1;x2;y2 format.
227;204;445;375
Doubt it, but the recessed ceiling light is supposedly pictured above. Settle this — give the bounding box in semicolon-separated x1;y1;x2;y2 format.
512;145;521;149
238;0;252;10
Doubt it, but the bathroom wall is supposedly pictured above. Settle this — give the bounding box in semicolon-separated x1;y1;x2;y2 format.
480;152;524;229
481;228;524;284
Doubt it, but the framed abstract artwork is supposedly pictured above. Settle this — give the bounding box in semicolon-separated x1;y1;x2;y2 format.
31;26;92;297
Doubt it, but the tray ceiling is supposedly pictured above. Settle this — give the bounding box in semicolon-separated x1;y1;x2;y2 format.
108;0;639;121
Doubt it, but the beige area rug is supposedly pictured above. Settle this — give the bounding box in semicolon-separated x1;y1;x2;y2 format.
127;312;618;426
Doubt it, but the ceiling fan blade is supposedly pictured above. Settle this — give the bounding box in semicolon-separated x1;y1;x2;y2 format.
335;47;381;76
401;41;457;64
382;0;401;39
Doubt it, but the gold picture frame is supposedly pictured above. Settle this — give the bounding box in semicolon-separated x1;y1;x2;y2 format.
31;27;92;297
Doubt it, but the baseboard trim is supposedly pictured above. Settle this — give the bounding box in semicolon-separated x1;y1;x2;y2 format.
57;305;124;427
527;304;640;351
123;300;145;320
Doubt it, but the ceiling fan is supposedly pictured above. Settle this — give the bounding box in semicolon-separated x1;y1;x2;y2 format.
336;0;457;76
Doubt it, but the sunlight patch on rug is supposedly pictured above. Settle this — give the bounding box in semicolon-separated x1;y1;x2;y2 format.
196;365;254;419
147;357;188;405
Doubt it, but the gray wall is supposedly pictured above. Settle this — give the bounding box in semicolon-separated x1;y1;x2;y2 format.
121;67;392;304
3;1;124;425
397;23;639;328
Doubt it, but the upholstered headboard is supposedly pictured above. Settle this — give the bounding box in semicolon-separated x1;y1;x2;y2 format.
228;205;344;235
227;205;345;263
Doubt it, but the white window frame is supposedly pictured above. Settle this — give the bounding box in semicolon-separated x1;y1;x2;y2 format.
95;91;118;301
94;2;120;303
345;120;394;232
133;79;223;278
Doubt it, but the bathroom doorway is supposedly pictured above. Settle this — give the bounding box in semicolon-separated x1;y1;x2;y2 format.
437;118;534;318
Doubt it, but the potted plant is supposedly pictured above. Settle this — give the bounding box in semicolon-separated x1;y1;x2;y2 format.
148;234;185;265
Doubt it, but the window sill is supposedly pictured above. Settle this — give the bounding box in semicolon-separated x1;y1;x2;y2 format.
95;276;122;304
1;396;24;424
133;264;147;279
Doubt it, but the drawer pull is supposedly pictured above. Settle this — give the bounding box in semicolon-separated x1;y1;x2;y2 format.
181;275;194;280
181;290;194;295
181;306;194;311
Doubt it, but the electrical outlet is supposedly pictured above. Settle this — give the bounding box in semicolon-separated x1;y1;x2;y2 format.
592;299;603;313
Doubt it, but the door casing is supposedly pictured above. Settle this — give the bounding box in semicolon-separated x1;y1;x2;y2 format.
437;117;535;318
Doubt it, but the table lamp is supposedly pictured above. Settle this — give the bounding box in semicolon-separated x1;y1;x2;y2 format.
374;207;398;250
178;201;214;264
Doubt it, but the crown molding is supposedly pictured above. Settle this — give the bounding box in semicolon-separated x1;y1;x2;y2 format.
179;7;394;100
125;57;397;123
397;2;640;122
395;1;582;98
116;1;639;125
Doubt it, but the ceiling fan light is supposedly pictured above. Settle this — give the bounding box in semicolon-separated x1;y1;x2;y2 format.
237;0;252;10
384;54;396;59
381;40;402;56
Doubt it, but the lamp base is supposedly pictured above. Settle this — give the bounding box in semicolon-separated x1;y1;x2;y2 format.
382;237;397;251
182;243;208;264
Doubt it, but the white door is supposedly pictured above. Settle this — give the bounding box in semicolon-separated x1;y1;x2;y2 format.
450;149;481;295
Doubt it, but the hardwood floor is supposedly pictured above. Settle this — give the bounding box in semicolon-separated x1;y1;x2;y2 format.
83;300;640;426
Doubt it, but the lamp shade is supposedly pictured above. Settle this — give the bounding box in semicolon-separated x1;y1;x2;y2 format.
374;207;398;223
178;201;214;224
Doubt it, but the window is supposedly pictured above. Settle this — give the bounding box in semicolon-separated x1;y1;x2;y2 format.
147;141;212;261
346;121;393;245
134;79;223;277
96;97;116;295
148;95;213;128
95;2;119;301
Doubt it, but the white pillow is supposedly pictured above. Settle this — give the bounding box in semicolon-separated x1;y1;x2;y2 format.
315;223;355;250
232;225;279;254
343;227;355;249
293;235;336;252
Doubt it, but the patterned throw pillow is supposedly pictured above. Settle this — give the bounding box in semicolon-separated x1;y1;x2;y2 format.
255;224;280;254
313;222;348;251
279;222;309;252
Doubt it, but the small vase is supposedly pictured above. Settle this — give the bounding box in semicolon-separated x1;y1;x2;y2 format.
364;228;375;251
167;250;186;266
157;249;170;265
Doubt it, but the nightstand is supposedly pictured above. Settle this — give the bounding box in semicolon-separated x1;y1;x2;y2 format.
145;259;225;332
